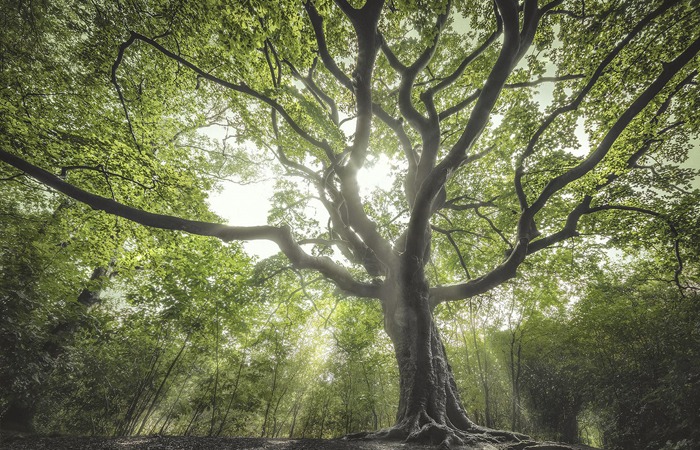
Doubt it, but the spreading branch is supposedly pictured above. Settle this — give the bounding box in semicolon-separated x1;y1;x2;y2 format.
128;32;335;158
513;0;682;211
404;0;525;267
0;148;380;299
430;32;700;305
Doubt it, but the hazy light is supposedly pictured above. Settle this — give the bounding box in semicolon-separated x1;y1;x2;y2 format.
357;154;395;197
208;180;279;259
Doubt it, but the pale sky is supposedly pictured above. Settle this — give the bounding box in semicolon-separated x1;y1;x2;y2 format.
207;156;394;259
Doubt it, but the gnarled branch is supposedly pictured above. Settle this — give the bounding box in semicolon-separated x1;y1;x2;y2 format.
0;148;380;299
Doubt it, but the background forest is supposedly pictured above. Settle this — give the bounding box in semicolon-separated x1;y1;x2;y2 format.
2;181;699;449
2;0;700;449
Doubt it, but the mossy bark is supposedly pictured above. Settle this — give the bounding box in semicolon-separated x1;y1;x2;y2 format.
373;276;535;448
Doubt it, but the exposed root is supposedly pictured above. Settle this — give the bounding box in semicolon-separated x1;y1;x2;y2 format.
345;420;529;448
467;424;531;443
343;421;575;450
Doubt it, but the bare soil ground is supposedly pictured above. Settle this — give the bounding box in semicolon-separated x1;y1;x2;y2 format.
0;434;600;450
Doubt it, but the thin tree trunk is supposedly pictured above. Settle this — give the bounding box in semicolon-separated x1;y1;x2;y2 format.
469;301;492;428
318;396;330;439
155;361;196;435
509;329;523;432
119;340;164;435
215;356;245;436
344;374;353;434
271;379;292;437
361;362;378;430
260;355;280;438
136;333;189;435
184;376;214;436
287;390;305;438
209;303;220;437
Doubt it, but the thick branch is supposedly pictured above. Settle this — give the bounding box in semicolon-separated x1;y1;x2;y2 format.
513;0;682;210
430;32;700;304
403;0;522;266
304;1;354;91
0;148;380;298
526;35;700;221
320;0;394;268
372;103;417;169
390;1;452;135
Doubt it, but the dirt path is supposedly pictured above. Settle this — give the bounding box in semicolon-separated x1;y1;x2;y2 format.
0;435;600;450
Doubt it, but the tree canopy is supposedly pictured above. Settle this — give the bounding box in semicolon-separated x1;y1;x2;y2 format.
2;0;698;297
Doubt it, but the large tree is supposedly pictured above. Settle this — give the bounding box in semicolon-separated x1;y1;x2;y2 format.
1;0;699;446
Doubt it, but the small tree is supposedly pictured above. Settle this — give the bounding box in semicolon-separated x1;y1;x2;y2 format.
1;0;698;446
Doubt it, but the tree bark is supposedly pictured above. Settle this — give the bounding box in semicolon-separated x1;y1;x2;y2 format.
373;273;532;448
379;278;473;445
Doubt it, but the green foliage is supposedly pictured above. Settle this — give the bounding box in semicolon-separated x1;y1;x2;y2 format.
516;268;700;448
1;0;699;445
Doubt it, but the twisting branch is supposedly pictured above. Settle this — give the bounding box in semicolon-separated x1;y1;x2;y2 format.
438;90;481;121
111;33;140;150
527;73;696;277
284;59;340;125
304;1;353;91
585;204;685;292
372;104;417;171
378;1;453;207
379;35;406;73
127;31;335;158
265;82;385;277
311;0;395;269
266;105;381;273
430;33;700;305
385;0;452;135
431;14;503;94
513;0;682;211
317;191;380;269
525;36;700;220
305;0;409;267
529;70;697;254
0;148;381;299
516;0;545;61
403;0;525;267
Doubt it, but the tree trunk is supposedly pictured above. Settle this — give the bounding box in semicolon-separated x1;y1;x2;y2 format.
380;281;473;445
373;276;530;448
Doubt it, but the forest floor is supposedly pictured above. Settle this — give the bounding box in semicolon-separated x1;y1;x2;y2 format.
0;434;600;450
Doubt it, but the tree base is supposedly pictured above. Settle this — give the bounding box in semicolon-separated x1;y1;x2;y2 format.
344;418;575;450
